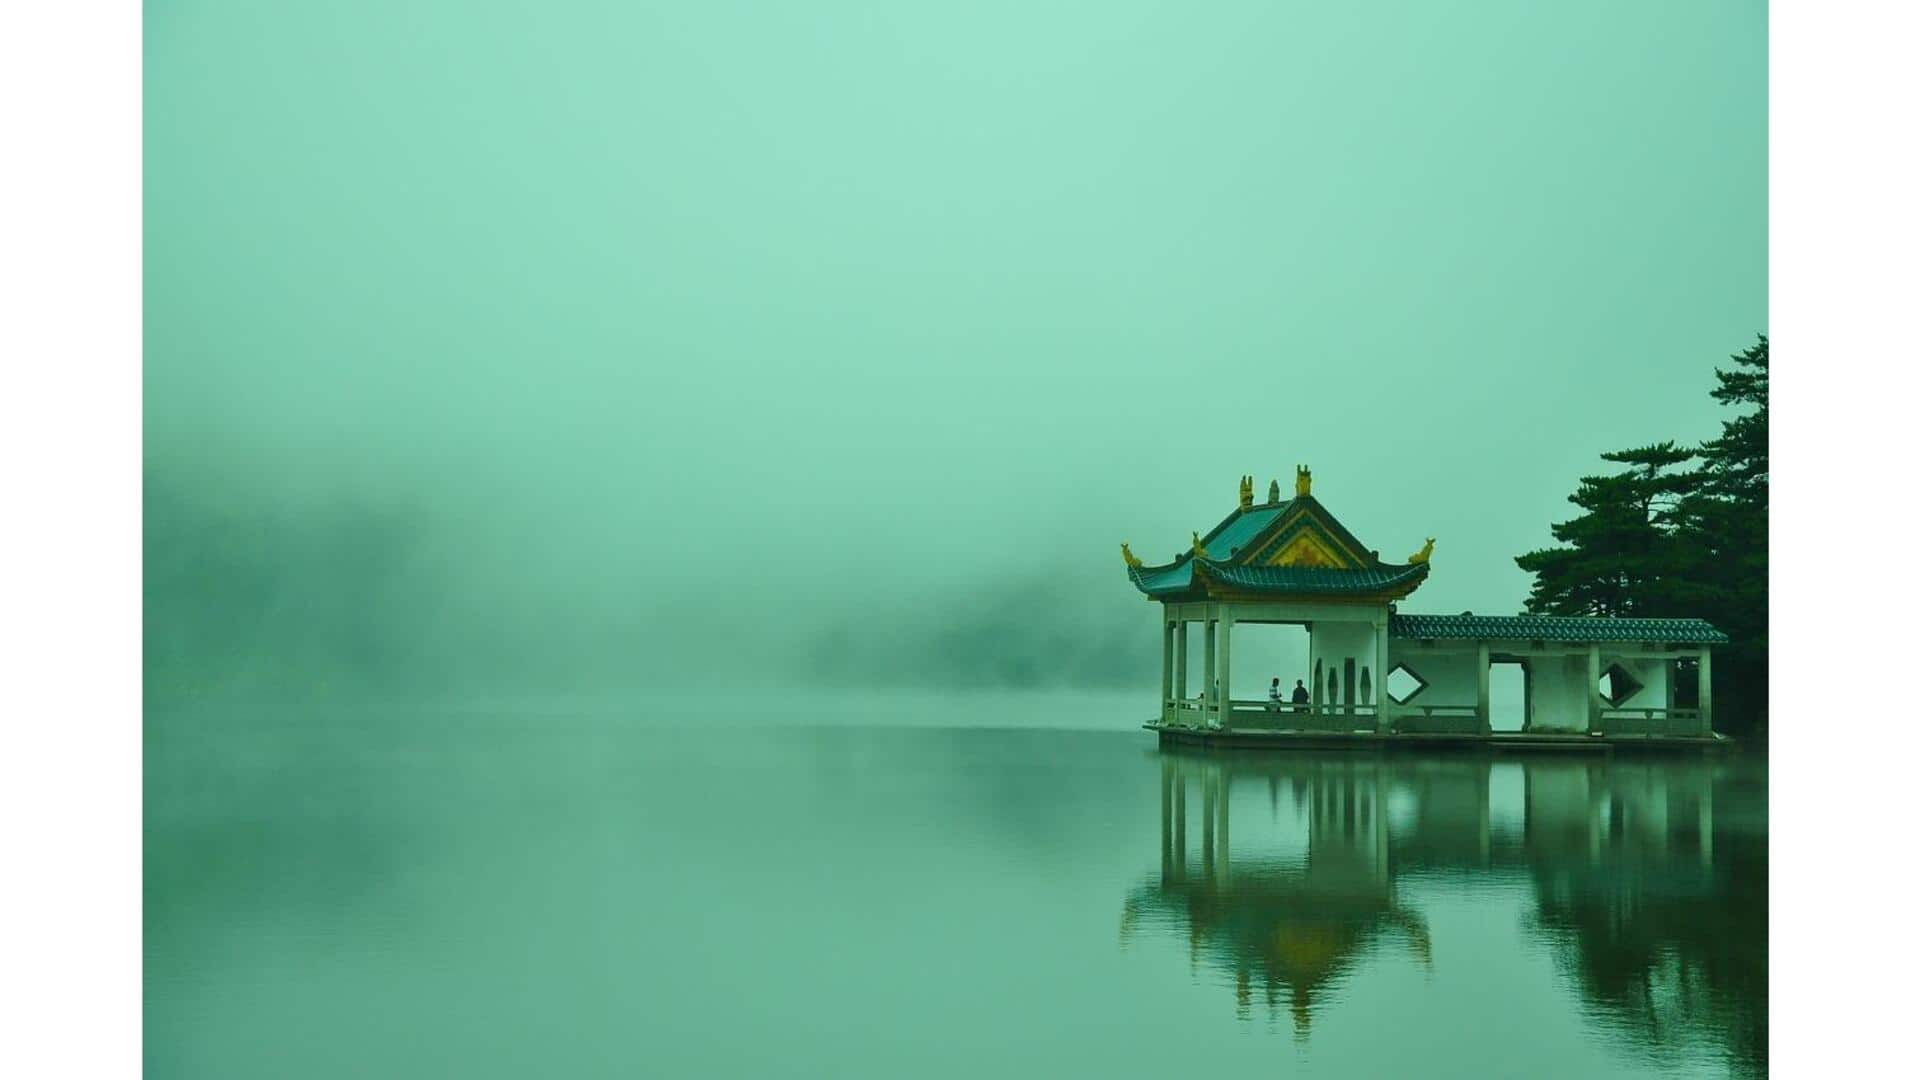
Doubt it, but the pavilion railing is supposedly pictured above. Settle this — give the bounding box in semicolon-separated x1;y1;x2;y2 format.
1226;701;1379;734
1161;699;1709;738
1596;707;1706;737
1390;705;1484;736
1162;699;1208;728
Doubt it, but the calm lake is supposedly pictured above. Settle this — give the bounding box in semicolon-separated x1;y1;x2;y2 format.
145;692;1767;1078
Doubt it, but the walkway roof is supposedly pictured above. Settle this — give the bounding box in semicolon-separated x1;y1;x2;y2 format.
1389;613;1729;645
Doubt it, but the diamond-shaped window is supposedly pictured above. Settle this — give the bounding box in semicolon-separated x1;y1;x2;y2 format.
1386;663;1429;705
1598;662;1643;707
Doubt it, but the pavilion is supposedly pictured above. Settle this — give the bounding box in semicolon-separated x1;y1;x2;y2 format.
1124;467;1728;745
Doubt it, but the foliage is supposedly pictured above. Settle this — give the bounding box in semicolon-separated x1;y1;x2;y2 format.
143;474;449;704
1515;336;1768;728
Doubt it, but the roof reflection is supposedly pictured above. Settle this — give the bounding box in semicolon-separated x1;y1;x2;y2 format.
1120;750;1763;1074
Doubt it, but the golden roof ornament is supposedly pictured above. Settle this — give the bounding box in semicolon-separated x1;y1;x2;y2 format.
1408;537;1435;565
1268;478;1281;503
1238;474;1253;510
1295;464;1313;497
1120;542;1143;569
1191;531;1210;559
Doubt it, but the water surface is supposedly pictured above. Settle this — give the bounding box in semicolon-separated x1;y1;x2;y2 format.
146;694;1766;1077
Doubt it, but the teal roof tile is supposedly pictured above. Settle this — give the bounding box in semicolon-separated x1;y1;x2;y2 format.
1203;562;1428;594
1125;494;1429;599
1129;562;1194;594
1128;558;1426;598
1206;503;1289;559
1389;614;1729;644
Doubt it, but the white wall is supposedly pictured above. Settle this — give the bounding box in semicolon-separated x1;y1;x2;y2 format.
1533;652;1676;730
1311;620;1380;705
1379;640;1685;730
1597;653;1670;710
1529;654;1588;731
1382;643;1477;708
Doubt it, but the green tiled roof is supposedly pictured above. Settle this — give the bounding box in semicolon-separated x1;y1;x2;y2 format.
1205;503;1290;559
1129;561;1195;595
1125;502;1292;598
1125;493;1429;600
1203;562;1429;594
1389;614;1729;644
1129;558;1426;598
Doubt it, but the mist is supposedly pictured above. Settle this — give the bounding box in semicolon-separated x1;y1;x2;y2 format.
144;1;1766;705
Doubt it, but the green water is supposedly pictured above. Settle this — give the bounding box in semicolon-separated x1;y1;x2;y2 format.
145;694;1766;1077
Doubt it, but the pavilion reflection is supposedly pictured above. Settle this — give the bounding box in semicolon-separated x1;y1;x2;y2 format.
1120;750;1762;1072
1124;755;1427;1035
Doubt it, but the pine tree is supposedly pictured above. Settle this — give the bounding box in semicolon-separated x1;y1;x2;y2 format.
1515;335;1768;731
1515;442;1701;617
1688;335;1768;725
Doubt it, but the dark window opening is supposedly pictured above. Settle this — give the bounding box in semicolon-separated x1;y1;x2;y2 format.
1598;662;1644;707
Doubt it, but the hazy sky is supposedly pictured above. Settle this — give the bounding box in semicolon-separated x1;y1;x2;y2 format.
145;1;1766;697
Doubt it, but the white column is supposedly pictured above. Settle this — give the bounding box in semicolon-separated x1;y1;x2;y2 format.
1375;618;1392;734
1160;619;1174;723
1202;613;1218;728
1174;619;1189;699
1476;641;1492;736
1217;607;1234;730
1522;661;1533;732
1587;643;1603;734
1698;649;1714;735
1308;622;1321;711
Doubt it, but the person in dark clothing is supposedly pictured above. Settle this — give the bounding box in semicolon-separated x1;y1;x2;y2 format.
1290;679;1310;711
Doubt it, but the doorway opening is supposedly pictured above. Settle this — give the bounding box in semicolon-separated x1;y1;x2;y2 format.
1489;660;1529;732
1227;622;1312;707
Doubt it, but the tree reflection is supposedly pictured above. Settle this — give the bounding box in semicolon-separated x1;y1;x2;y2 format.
1121;751;1765;1075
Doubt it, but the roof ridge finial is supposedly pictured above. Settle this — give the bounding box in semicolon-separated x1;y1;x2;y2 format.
1238;474;1253;510
1295;464;1312;498
1191;531;1210;559
1267;478;1280;503
1120;542;1143;569
1409;537;1435;565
